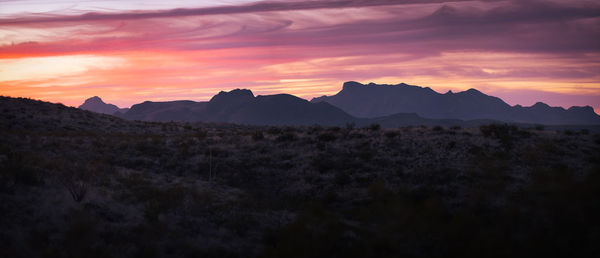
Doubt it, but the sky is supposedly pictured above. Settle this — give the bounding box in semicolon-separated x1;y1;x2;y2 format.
0;0;599;113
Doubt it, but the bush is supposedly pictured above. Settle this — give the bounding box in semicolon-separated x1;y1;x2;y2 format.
384;131;399;139
59;167;90;203
366;124;380;131
276;133;297;142
317;133;336;142
252;131;265;141
1;151;44;187
479;123;530;149
267;127;282;135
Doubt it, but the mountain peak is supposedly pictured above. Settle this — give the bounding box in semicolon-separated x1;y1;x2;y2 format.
208;89;255;111
342;81;364;90
84;96;104;104
464;88;482;95
78;96;126;115
532;102;550;108
211;89;254;100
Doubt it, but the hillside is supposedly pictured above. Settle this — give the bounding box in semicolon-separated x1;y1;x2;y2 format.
1;96;599;258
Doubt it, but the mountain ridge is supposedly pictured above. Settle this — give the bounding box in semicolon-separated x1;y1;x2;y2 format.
78;82;600;126
311;81;599;125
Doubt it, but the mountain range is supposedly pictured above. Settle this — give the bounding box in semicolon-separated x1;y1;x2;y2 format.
312;81;600;125
80;82;600;126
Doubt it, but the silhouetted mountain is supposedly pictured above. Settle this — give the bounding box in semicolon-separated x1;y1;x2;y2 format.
81;82;599;126
78;96;129;115
311;81;600;125
117;89;355;126
118;100;207;122
203;90;355;125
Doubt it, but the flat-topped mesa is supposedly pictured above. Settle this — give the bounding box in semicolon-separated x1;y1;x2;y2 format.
568;105;595;112
210;89;254;102
342;81;410;91
207;89;255;111
209;89;254;104
210;89;254;101
341;81;364;90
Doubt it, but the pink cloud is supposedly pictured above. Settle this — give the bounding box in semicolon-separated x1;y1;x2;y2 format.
0;0;598;112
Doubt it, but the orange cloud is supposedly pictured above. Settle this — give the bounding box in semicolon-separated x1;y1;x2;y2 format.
0;0;598;112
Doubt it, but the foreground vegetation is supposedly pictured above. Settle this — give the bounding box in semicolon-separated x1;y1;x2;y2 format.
1;96;599;258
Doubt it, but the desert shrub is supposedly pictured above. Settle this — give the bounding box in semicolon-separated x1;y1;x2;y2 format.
432;126;444;132
0;151;44;187
61;211;106;258
536;139;565;157
345;123;355;130
59;165;91;203
252;131;265;141
262;205;351;258
311;155;335;173
329;126;342;132
135;138;166;156
384;131;399;139
355;141;376;161
334;171;351;186
317;132;336;142
307;124;322;132
365;123;380;131
367;179;389;199
348;132;366;139
195;129;208;139
142;185;186;222
447;141;456;149
479;123;530;149
276;133;297;142
267;127;282;135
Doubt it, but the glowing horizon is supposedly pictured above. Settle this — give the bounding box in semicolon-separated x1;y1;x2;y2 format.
1;0;599;114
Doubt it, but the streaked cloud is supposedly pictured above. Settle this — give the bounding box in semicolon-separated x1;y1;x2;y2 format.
0;0;598;113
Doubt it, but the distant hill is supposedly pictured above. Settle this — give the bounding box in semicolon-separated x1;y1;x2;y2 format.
118;100;208;122
78;96;129;115
311;81;600;125
1;96;131;132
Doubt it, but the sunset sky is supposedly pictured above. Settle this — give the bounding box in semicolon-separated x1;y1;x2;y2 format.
0;0;599;113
